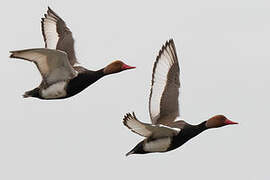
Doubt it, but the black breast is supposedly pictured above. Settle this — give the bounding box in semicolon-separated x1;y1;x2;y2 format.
66;69;105;98
168;121;207;151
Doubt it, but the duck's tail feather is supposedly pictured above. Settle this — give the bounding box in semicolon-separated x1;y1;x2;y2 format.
125;150;135;156
23;88;40;98
125;141;145;157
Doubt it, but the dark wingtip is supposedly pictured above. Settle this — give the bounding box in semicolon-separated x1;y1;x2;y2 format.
156;39;173;62
47;6;55;16
123;112;131;125
165;38;174;47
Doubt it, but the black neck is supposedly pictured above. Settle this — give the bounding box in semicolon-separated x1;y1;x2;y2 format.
186;121;208;138
196;121;208;133
77;68;105;87
95;68;106;77
169;121;208;151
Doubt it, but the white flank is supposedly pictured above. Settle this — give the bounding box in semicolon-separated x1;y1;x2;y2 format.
143;137;171;152
41;81;67;99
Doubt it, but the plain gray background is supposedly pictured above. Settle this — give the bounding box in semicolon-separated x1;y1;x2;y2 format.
1;0;269;179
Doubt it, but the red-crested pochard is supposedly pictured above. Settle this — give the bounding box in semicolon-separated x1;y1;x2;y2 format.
123;39;237;156
10;7;135;100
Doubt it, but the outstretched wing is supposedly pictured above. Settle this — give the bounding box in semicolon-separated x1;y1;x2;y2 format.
149;39;180;125
123;112;153;137
123;112;181;139
10;48;77;85
41;7;78;65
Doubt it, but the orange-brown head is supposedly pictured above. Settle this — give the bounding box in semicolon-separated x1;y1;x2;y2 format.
205;115;238;129
103;60;135;75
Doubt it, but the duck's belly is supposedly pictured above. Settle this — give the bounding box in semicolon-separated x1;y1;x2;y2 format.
41;81;67;99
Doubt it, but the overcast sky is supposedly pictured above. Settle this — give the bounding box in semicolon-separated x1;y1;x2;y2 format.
1;0;270;179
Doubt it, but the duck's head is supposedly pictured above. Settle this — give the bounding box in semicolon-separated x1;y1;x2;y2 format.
103;60;135;75
205;115;238;129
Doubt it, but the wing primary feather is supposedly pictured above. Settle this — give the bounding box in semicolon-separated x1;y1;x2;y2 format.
149;39;180;125
123;112;152;137
41;7;78;65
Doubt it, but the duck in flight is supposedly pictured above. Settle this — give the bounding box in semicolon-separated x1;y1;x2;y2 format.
123;39;237;156
10;7;135;100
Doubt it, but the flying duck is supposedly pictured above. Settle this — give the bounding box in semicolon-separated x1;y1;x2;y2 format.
123;39;237;156
10;7;135;100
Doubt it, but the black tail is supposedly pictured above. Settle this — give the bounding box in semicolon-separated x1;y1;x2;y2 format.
126;141;146;156
23;88;40;98
125;149;135;156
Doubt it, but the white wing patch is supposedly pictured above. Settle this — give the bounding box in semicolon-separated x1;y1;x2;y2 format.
41;81;67;99
42;13;59;49
143;137;172;152
123;113;152;137
159;124;181;134
149;40;178;123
